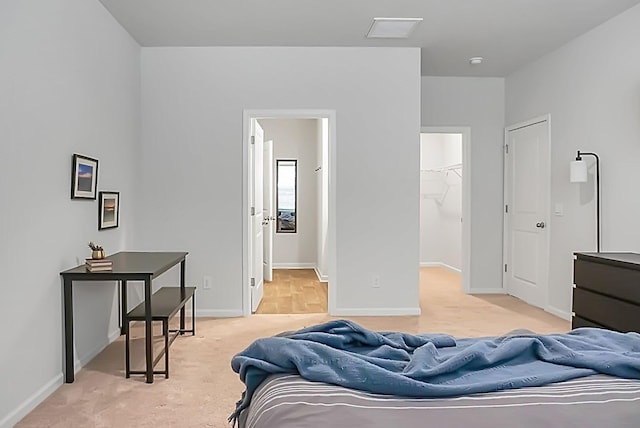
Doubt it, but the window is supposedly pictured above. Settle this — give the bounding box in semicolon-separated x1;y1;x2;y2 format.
276;160;297;233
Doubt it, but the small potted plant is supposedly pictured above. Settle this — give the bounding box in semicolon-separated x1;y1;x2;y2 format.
88;241;105;259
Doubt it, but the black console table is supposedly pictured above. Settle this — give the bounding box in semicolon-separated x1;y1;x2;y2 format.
60;251;188;383
572;252;640;333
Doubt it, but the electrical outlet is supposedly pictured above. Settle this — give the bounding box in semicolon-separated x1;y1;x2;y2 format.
371;274;380;288
203;276;212;289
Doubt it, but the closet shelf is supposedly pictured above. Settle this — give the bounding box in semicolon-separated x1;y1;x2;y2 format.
420;163;462;203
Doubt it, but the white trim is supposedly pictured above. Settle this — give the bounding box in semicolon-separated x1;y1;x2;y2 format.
420;126;471;294
469;288;507;294
243;109;337;317
0;373;63;428
332;307;421;316
314;267;328;282
546;305;572;321
196;309;244;318
419;262;461;274
272;263;316;269
503;115;551;308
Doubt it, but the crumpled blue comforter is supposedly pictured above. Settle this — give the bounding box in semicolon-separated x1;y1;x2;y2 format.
229;319;640;423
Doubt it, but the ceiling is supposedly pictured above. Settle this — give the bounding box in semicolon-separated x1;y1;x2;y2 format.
98;0;640;77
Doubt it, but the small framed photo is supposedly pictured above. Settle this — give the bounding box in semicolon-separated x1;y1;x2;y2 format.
71;154;98;199
98;191;119;230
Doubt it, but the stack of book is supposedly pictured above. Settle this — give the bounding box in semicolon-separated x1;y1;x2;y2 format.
85;258;113;272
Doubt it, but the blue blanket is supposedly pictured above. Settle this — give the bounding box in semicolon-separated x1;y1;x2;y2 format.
229;320;640;423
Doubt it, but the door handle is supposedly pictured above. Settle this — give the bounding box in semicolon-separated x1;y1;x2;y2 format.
536;222;545;229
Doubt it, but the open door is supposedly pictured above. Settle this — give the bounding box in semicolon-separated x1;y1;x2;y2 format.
263;140;274;282
250;119;264;312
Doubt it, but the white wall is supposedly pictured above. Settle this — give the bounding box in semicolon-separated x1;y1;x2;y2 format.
139;47;421;316
420;134;462;271
421;77;505;292
0;0;140;426
506;3;640;316
259;119;319;267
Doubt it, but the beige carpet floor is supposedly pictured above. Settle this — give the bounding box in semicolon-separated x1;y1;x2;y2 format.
17;267;569;427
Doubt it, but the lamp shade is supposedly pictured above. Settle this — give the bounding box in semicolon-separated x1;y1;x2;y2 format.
570;160;588;182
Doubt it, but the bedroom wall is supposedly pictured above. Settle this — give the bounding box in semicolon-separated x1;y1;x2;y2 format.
421;77;505;292
139;47;421;316
506;3;640;317
420;133;463;271
0;0;140;426
258;119;319;268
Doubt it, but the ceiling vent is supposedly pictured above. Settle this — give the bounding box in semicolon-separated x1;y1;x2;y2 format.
366;18;423;39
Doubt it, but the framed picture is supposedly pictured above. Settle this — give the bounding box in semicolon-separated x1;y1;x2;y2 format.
71;154;98;199
98;191;119;230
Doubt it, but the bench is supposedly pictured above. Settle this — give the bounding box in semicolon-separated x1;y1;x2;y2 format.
125;286;196;379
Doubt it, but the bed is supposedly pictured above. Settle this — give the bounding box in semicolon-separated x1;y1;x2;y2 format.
230;320;640;427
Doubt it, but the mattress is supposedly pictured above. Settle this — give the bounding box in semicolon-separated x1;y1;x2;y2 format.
239;373;640;428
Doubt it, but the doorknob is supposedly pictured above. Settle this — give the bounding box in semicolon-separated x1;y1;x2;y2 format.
536;222;545;228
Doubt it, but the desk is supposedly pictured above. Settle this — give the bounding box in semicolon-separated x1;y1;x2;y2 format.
60;251;188;383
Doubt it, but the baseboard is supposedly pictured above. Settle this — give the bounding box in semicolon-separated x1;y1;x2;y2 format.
195;309;243;318
313;267;328;283
331;307;421;316
420;262;461;273
0;373;63;428
420;262;441;267
545;305;571;321
468;287;505;294
272;263;316;269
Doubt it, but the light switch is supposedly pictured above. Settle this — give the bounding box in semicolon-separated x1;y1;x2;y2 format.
554;203;564;216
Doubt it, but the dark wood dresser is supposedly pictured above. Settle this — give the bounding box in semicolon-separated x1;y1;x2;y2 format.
572;252;640;333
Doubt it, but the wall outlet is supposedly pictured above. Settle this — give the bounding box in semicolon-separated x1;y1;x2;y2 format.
203;276;212;289
371;274;380;288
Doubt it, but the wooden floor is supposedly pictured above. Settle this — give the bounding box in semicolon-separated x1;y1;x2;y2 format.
256;269;328;314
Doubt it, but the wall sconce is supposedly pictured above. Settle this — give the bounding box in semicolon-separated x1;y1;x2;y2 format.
570;150;600;252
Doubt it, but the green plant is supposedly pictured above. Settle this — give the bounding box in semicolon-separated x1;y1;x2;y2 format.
88;241;103;251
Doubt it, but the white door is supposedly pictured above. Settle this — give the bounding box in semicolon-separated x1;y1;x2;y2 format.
250;119;265;312
263;140;274;282
504;119;550;309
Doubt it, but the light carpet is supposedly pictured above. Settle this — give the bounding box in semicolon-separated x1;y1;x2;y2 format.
17;267;569;427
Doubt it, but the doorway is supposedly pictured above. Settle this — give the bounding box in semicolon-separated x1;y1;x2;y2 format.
503;116;550;310
419;127;470;305
242;110;336;316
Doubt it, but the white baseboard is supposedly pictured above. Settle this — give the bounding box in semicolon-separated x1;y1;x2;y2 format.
331;307;421;316
468;287;506;294
313;267;328;282
272;263;316;269
420;262;461;273
195;309;243;318
545;305;571;321
0;373;63;428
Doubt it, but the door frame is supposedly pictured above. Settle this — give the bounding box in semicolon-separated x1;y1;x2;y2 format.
502;115;551;310
242;109;337;317
420;126;471;294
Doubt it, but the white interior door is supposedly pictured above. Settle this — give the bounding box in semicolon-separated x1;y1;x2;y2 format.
504;119;550;309
250;119;265;312
263;140;274;282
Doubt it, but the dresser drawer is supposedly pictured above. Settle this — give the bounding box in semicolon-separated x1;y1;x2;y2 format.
574;259;640;305
573;288;640;333
571;315;608;330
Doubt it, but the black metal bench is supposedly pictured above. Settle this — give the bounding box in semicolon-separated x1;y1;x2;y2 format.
125;286;196;379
